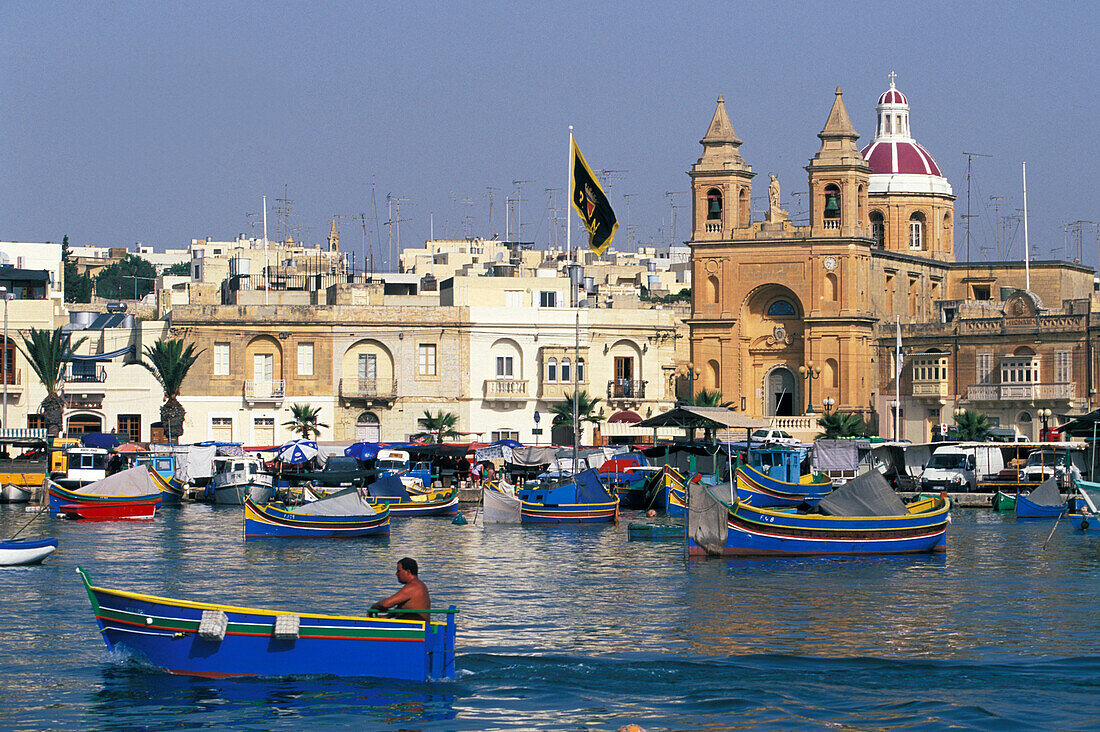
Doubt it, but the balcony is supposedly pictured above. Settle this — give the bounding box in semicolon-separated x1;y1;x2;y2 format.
823;219;840;230
705;222;722;233
912;380;949;399
484;379;529;400
244;379;285;404
339;377;397;402
966;382;1075;402
607;379;647;400
64;365;106;383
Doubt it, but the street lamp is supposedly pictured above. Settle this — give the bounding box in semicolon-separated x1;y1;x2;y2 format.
822;397;836;414
1038;408;1052;441
532;409;541;446
798;362;821;415
675;362;701;401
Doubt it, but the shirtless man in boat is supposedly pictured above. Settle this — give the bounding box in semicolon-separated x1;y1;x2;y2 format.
371;557;431;621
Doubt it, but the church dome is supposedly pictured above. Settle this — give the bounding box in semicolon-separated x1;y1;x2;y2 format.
860;75;952;195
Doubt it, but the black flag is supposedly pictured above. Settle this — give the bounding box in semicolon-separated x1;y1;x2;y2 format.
570;139;618;256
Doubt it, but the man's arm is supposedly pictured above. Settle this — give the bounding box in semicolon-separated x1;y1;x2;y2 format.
371;585;415;611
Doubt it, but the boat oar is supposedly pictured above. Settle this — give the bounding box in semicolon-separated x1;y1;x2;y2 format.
1042;508;1065;550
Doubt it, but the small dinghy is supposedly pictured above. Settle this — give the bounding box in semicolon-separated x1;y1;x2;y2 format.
0;537;58;566
627;522;685;541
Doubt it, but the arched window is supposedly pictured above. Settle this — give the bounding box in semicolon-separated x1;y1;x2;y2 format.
706;188;722;220
739;188;750;226
577;358;585;382
561;357;571;383
870;211;885;247
823;184;841;228
766;299;796;317
909;212;925;250
547;357;557;382
707;275;720;304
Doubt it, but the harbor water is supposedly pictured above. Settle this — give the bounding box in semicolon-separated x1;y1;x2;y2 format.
3;504;1100;730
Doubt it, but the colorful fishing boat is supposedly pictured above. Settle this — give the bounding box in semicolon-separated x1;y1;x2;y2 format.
48;466;162;516
657;465;688;517
991;489;1017;511
514;469;619;523
0;537;58;565
366;475;459;517
244;488;390;538
77;567;457;681
598;455;656;509
735;446;833;507
136;455;186;504
1015;478;1066;520
58;500;158;521
1070;479;1100;530
688;470;949;557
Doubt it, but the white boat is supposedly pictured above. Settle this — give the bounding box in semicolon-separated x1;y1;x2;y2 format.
0;483;32;503
212;455;274;505
54;447;108;490
0;538;57;566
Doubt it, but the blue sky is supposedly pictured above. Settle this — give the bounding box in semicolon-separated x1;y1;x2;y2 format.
2;2;1097;271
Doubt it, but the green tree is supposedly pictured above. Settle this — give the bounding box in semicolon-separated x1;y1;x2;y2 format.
685;388;732;407
141;338;204;444
283;403;328;439
18;327;86;437
954;410;992;442
415;410;460;443
550;389;604;430
95;254;157;300
164;261;191;276
61;235;93;303
816;411;866;440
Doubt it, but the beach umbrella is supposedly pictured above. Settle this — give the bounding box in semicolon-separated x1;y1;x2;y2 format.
277;439;319;465
115;442;145;453
345;442;383;461
491;438;523;448
82;432;120;450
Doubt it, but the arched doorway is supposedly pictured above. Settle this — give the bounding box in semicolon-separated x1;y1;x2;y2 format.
67;413;102;436
765;367;796;417
356;411;380;442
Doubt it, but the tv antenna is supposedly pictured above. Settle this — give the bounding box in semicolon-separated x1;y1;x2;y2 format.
486;186;499;239
987;196;1009;256
665;191;687;246
275;183;294;243
962;152;991;265
622;193;639;250
384;194;413;272
598;169;627;199
512;180;534;241
545;188;563;250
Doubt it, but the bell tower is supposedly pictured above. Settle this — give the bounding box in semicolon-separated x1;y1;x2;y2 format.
689;95;755;241
328;219;340;252
806;87;871;239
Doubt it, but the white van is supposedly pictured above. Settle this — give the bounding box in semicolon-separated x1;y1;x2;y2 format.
919;444;1005;492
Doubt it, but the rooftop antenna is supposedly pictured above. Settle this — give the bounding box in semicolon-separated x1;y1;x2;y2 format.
545;188;563;250
262;195;269;304
665;191;687;246
622;193;638;251
987;196;1009;256
962;152;990;289
1065;220;1096;265
461;197;474;239
513;179;534;242
384;194;413;272
1022;162;1030;290
597;169;627;199
486;186;499;239
275;183;294;244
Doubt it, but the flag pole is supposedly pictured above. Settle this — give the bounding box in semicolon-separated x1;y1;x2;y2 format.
895;316;902;441
567;126;573;263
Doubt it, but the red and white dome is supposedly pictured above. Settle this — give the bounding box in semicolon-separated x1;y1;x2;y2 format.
860;76;952;195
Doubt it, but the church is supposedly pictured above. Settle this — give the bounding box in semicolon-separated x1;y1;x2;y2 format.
686;77;1095;441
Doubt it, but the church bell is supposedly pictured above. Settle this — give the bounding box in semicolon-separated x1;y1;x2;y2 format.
824;194;840;215
707;198;722;218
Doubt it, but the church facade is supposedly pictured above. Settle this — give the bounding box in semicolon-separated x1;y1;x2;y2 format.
685;78;1096;440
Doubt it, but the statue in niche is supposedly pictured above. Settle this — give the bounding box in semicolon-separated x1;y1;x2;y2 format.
766;174;788;222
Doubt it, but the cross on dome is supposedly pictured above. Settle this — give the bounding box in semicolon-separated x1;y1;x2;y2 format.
861;76;952;195
888;70;897;88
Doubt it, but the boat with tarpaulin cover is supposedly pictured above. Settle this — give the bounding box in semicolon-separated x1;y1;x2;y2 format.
1015;477;1066;520
515;468;619;523
48;466;162;518
244;487;390;538
365;474;458;516
736;445;833;507
77;567;456;680
134;454;185;504
688;469;949;557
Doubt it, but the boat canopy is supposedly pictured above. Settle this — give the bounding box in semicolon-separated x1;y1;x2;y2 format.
293;487;378;516
74;465;154;497
1026;477;1063;507
366;474;411;500
572;468;615;503
814;470;907;517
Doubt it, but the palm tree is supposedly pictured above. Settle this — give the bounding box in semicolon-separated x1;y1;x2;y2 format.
415;410;460;443
283;403;328;440
954;410;992;442
141;338;204;445
816;411;866;440
685;388;732;408
550;389;604;433
19;327;86;437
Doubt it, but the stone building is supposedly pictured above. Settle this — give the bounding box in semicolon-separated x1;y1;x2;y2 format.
686;77;1097;440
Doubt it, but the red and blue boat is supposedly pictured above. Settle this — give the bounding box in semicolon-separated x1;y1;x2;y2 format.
244;488;390;538
77;567;456;681
598;455;657;509
1015;478;1066;520
688;470;948;557
136;454;186;504
510;469;619;523
48;466;162;518
657;466;689;517
365;475;458;517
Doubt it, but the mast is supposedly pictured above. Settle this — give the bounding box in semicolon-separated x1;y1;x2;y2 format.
1022;161;1031;291
262;195;269;305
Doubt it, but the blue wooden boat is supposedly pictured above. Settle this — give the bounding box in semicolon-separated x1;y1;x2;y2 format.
244;488;390;538
658;466;689;517
1015;478;1066;520
1069;479;1100;530
688;470;949;557
515;468;619;523
366;475;459;517
0;537;58;566
736;446;833;507
598;455;655;509
136;455;185;504
77;567;456;681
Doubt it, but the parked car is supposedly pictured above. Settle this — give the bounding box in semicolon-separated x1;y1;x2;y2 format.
750;428;799;446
